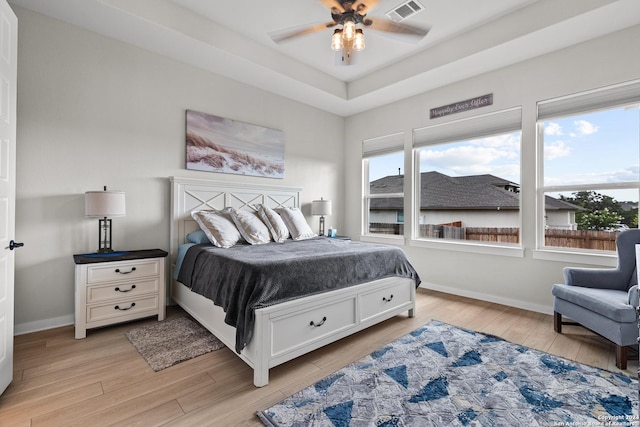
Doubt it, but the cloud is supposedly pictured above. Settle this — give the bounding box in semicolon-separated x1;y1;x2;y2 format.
469;133;521;150
610;165;640;182
420;145;512;167
543;165;639;186
417;133;521;182
545;141;571;160
572;120;599;136
545;122;563;136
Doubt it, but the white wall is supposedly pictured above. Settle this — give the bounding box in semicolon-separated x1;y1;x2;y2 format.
546;211;576;230
13;8;345;333
345;25;640;313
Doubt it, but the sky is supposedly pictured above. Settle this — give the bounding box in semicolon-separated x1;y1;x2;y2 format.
369;106;639;202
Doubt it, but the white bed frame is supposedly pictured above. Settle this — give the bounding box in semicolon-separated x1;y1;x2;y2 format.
169;176;416;387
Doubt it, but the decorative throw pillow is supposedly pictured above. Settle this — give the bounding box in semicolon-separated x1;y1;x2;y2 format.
258;204;290;242
229;208;272;245
275;207;317;241
191;209;242;248
186;229;209;244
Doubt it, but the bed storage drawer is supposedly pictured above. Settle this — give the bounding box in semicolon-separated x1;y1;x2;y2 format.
270;296;357;357
360;280;412;323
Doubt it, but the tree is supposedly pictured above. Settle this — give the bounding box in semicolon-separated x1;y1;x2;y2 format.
575;207;622;231
560;191;624;231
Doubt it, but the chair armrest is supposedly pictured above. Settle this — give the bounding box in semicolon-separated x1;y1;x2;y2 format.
563;267;628;291
628;285;639;306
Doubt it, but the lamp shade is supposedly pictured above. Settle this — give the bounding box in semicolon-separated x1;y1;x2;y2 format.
311;199;332;216
85;191;126;217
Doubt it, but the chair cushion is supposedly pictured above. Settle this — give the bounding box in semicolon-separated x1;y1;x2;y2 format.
552;284;637;323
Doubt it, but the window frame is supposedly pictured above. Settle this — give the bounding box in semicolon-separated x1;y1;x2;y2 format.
534;79;640;261
362;133;405;241
410;107;524;253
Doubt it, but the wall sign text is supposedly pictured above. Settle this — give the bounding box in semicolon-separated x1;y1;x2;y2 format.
430;94;493;119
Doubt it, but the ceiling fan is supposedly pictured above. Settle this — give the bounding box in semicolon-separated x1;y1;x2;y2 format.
269;0;430;65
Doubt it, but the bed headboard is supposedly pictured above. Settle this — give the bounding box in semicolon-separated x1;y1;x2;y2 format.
169;176;301;263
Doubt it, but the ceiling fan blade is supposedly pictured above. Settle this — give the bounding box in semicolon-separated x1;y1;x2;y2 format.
352;0;380;14
270;22;337;43
365;18;430;40
319;0;345;13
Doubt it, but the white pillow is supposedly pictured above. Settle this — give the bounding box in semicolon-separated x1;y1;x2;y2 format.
258;205;290;242
191;209;242;248
275;207;317;241
229;208;272;245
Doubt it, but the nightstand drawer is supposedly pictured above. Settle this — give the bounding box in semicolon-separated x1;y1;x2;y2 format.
86;278;160;304
86;295;159;323
86;259;161;284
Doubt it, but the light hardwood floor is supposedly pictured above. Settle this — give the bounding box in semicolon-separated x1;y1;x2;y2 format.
1;288;637;426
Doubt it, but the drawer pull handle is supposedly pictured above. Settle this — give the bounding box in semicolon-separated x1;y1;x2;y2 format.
309;316;327;327
114;303;136;311
114;284;136;293
115;267;137;274
383;294;394;303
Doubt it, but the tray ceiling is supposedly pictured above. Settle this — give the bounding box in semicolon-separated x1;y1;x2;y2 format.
9;0;640;116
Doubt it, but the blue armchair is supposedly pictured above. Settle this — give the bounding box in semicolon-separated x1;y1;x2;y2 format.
552;228;640;370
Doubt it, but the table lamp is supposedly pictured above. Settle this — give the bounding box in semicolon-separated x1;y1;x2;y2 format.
85;186;126;253
311;198;332;236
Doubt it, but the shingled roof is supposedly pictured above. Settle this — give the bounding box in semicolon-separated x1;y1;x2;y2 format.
370;171;579;211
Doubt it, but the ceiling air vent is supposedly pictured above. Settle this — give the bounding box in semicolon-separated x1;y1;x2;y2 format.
386;0;424;22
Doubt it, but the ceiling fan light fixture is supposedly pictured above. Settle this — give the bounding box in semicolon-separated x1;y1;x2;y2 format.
342;19;356;41
271;0;430;66
331;29;344;51
353;29;365;51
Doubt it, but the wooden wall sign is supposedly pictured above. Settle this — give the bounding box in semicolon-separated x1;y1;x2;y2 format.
430;94;493;119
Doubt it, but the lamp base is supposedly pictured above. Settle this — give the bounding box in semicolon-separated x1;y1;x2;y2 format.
97;217;114;254
319;216;326;237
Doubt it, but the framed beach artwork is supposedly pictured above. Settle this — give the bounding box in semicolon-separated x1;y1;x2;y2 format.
186;110;285;179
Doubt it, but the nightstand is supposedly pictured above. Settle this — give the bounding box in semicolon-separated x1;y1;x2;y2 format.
73;249;168;339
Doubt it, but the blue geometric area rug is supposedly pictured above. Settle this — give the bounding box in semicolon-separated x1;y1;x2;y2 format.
257;320;638;427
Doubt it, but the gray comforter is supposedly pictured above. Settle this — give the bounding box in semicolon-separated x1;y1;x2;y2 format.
177;237;420;353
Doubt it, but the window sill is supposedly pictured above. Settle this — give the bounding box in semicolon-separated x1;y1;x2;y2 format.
408;238;524;257
532;248;617;267
360;234;406;247
360;236;618;266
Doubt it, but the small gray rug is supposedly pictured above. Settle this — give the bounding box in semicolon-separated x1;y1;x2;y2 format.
125;317;225;371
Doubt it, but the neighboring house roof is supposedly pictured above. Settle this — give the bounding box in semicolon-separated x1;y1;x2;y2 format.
370;171;579;211
620;201;639;212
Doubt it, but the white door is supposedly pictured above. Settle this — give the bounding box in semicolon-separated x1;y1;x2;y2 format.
0;0;17;395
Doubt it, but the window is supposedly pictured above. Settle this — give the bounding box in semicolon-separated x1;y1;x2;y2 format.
363;133;404;236
413;107;522;245
538;80;640;252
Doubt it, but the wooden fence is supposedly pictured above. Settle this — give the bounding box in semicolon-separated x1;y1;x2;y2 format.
543;229;617;251
369;223;617;250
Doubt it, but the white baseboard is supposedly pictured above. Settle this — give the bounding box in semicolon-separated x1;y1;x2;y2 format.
420;282;553;316
14;314;74;336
